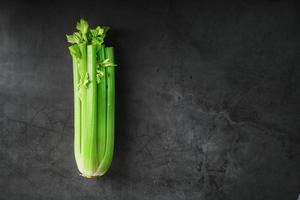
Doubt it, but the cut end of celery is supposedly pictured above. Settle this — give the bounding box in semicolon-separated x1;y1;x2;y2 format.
80;171;106;178
80;174;98;179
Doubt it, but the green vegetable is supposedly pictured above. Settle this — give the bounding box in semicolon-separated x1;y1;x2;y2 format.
97;47;107;162
67;19;116;178
95;47;115;175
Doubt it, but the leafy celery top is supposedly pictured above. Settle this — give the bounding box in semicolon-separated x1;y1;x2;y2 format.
66;19;116;98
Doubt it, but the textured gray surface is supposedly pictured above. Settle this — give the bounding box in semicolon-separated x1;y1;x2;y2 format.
0;1;300;199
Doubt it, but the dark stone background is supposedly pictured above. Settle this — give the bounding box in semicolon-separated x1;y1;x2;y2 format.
0;0;299;199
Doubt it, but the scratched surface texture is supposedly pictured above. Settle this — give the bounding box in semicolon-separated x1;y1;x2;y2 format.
0;0;300;200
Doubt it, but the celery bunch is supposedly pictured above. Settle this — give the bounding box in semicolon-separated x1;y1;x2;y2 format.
66;19;116;178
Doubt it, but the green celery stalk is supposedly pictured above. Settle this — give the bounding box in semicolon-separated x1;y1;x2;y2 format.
71;49;82;172
96;47;115;175
67;19;115;177
78;43;90;175
85;44;98;176
97;46;107;161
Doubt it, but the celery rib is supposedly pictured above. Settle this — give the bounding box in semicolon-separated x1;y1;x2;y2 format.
96;47;115;175
86;45;98;176
78;44;90;175
72;56;82;172
97;46;107;162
